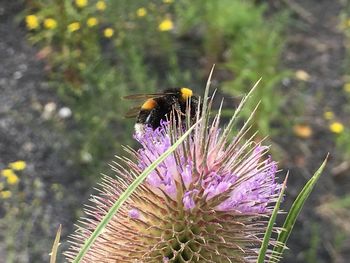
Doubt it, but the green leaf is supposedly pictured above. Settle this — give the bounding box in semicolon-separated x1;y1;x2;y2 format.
269;155;328;262
73;122;198;263
257;175;288;263
50;224;62;263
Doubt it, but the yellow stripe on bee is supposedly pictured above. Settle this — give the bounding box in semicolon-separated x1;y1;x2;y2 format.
141;98;157;110
180;87;193;100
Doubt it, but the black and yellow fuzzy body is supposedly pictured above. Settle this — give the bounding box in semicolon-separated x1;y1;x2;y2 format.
125;87;199;134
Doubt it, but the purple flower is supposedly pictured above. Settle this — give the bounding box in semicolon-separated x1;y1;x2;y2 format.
134;121;279;215
128;208;140;219
65;93;282;262
182;189;199;210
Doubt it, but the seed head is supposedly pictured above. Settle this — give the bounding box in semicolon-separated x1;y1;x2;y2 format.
66;89;281;262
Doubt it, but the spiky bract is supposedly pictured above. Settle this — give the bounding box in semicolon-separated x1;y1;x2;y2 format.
66;88;281;263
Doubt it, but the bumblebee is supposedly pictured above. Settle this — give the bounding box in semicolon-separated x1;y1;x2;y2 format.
124;87;199;134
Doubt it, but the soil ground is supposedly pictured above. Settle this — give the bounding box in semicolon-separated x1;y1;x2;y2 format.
0;0;349;262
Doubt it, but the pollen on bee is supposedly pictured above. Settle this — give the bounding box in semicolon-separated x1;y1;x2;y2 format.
141;99;157;110
180;87;193;100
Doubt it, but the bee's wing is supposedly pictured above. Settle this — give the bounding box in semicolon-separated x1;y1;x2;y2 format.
124;106;142;118
123;91;176;118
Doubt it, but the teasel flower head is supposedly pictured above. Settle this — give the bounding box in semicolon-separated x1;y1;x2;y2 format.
65;79;282;262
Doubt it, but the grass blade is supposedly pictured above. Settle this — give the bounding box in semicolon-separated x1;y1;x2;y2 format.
269;155;328;262
73;121;198;263
50;224;62;263
257;174;288;263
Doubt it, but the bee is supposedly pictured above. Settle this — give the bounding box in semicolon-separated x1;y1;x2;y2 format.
124;87;199;134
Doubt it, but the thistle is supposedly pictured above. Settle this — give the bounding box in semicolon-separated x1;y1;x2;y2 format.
65;79;282;262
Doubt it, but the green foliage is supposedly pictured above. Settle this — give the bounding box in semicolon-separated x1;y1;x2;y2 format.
333;124;350;159
24;0;159;174
316;194;350;262
335;4;350;160
305;223;321;263
341;2;350;73
23;0;288;175
270;156;328;262
176;0;290;135
259;157;325;263
258;175;288;263
0;163;53;262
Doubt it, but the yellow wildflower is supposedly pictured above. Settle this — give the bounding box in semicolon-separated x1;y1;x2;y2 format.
9;160;26;170
104;28;114;38
346;19;350;28
0;191;12;199
323;111;334;120
1;169;16;178
293;124;313;139
96;1;106;11
158;18;174;31
343;83;350;93
68;22;81;32
75;0;88;8
136;7;147;17
0;182;4;190
87;17;98;27
25;15;39;30
329;122;344;134
293;124;312;139
44;18;57;29
7;174;19;185
163;0;174;3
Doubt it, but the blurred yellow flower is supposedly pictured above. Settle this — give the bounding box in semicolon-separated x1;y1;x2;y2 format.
329;122;344;134
163;0;174;3
323;111;334;120
25;15;39;30
7;174;19;185
1;169;16;178
68;22;81;32
158;18;174;31
0;190;12;199
75;0;88;8
96;1;106;11
0;182;4;190
346;19;350;28
104;28;114;38
343;83;350;93
44;18;57;29
295;70;310;81
87;17;98;27
293;124;313;139
136;7;147;17
9;160;26;170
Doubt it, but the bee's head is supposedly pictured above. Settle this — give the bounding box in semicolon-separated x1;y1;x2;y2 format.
179;87;193;101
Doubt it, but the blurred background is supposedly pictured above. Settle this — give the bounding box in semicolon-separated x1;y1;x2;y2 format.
0;0;349;262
